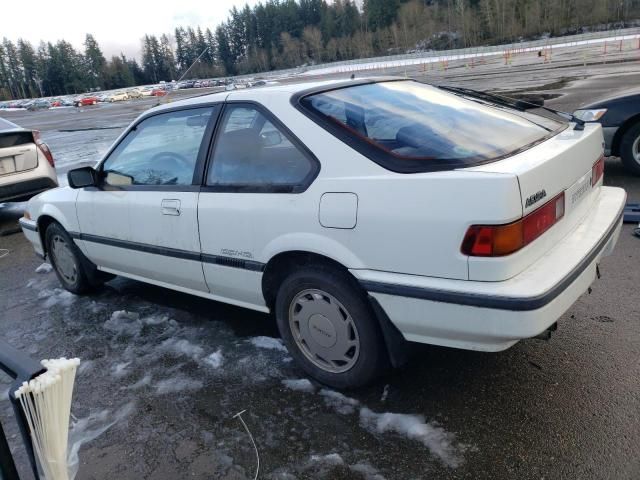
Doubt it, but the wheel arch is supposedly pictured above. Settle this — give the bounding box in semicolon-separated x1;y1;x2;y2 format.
35;206;75;256
261;250;352;311
611;113;640;157
261;249;409;368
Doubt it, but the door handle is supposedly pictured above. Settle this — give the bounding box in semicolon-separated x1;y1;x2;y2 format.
161;199;181;216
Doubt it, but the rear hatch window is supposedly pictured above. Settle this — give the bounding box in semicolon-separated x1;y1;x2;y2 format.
298;80;564;173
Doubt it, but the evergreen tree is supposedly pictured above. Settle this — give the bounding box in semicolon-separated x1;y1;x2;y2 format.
84;34;106;89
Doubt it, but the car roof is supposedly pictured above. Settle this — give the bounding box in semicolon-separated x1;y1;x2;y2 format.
0;117;28;133
148;77;403;115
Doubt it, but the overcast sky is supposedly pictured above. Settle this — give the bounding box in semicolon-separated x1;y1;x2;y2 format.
3;0;261;59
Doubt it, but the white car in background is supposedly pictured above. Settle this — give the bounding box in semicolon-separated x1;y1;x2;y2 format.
106;91;129;102
0;118;57;203
19;78;625;388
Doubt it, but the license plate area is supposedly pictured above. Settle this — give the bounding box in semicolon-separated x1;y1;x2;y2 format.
0;156;17;175
566;170;593;213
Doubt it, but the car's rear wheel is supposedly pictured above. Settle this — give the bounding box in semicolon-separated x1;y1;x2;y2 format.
45;222;111;294
620;122;640;175
275;266;388;389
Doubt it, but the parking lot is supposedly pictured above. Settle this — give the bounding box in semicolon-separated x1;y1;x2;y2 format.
1;60;640;479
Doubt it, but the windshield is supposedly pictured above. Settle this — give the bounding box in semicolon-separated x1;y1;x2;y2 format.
300;80;564;172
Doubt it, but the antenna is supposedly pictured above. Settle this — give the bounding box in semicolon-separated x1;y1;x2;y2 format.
157;46;210;106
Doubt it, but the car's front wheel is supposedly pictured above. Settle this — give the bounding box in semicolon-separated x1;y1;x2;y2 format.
275;266;388;389
620;122;640;175
45;222;111;294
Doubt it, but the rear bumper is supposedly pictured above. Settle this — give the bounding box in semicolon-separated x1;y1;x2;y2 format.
353;186;626;351
0;176;57;203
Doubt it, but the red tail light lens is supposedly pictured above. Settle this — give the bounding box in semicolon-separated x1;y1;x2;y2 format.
592;155;604;186
32;130;55;168
461;193;565;257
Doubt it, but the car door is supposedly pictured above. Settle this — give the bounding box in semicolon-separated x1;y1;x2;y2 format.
76;105;220;292
198;102;320;308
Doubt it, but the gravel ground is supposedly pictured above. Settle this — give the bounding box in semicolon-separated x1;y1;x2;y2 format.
0;47;639;480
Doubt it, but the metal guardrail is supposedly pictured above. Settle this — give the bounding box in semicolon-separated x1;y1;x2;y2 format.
229;26;640;82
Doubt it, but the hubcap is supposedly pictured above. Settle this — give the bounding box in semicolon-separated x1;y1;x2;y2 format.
51;235;78;285
633;135;640;163
289;289;360;373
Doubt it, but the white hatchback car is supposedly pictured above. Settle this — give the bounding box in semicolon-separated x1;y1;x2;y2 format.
20;78;626;388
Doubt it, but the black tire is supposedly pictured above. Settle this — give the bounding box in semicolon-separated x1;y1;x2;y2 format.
45;222;110;294
620;122;640;176
275;265;388;389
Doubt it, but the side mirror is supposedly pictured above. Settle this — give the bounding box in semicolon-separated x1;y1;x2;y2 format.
67;166;98;189
260;130;282;147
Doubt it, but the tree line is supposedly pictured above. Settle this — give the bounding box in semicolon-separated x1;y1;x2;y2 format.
2;0;639;100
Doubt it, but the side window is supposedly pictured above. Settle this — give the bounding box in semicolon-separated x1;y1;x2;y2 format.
207;105;316;190
101;107;213;186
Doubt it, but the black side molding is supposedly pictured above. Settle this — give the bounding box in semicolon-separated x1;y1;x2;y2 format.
362;211;623;312
69;231;266;272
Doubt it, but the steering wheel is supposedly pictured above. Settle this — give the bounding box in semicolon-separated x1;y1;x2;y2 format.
149;152;192;184
151;151;191;169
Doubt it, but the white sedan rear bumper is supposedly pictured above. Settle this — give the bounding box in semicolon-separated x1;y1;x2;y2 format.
353;186;626;352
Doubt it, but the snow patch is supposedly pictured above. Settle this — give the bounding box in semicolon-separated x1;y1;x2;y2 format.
319;389;360;415
203;349;224;369
124;374;152;390
248;336;287;352
142;314;170;326
39;288;76;308
310;453;344;465
67;402;135;479
360;407;462;468
104;310;142;337
77;360;94;376
381;384;390;402
350;462;387;480
35;263;53;274
159;338;204;360
155;375;204;395
111;361;131;378
282;378;315;393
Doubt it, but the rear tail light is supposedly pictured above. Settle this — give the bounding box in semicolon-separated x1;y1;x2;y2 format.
461;193;565;257
592;155;604;186
32;130;55;168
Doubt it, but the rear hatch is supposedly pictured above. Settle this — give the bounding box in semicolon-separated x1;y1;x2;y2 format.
466;122;605;281
0;130;38;176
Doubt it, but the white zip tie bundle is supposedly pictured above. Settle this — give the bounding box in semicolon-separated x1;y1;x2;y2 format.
14;357;80;480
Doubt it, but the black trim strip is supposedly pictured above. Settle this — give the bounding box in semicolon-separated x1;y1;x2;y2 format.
69;231;265;272
362;211;623;311
18;219;38;232
201;253;265;272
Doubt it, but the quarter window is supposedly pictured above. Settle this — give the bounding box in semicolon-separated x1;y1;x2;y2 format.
207;105;316;190
101;107;213;186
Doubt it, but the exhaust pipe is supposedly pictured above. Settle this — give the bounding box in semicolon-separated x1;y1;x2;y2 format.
533;322;557;341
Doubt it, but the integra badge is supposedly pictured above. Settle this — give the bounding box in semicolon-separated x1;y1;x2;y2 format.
525;189;547;208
